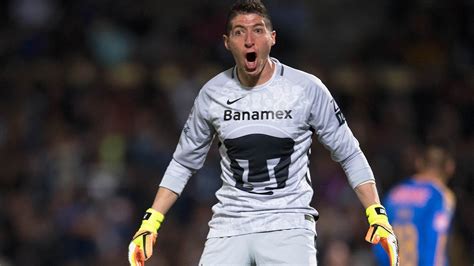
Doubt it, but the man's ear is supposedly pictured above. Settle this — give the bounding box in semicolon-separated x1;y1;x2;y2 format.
445;158;456;178
271;30;276;46
223;34;230;50
414;157;424;172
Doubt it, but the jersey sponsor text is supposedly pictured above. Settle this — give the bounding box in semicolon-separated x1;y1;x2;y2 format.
223;109;293;121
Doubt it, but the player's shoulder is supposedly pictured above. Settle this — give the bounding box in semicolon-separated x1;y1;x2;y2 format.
427;181;456;210
192;67;234;103
385;178;434;206
201;67;234;92
280;62;325;89
278;61;333;102
389;178;456;210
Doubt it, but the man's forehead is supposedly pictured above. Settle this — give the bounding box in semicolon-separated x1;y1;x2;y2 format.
230;13;267;28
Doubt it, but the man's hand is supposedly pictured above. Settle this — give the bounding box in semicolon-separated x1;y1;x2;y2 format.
365;204;399;266
128;208;165;266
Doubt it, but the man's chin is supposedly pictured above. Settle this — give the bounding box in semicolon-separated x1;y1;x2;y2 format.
242;66;259;75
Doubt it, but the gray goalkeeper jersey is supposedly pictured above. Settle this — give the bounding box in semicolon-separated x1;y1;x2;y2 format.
160;58;374;238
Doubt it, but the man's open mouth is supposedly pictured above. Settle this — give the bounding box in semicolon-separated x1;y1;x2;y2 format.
246;52;257;62
244;52;257;71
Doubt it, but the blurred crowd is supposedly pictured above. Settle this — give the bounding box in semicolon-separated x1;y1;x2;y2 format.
0;0;472;265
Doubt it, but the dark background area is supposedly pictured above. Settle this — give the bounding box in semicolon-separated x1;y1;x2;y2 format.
0;0;472;265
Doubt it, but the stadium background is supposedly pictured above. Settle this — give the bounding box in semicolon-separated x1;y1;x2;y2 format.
0;0;472;265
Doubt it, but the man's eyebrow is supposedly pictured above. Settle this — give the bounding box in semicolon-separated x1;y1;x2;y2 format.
231;25;245;30
231;22;266;30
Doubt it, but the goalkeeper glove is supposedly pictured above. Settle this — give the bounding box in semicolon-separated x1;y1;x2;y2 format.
128;208;165;266
365;204;399;266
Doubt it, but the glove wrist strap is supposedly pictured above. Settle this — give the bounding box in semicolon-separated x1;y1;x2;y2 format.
366;204;388;225
140;208;165;233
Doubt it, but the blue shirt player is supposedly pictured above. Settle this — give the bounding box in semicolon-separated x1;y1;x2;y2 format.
374;144;456;266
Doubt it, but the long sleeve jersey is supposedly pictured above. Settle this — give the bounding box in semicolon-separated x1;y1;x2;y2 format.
160;58;375;238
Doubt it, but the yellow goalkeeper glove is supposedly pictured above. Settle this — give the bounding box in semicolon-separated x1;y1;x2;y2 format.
365;204;399;266
128;208;165;266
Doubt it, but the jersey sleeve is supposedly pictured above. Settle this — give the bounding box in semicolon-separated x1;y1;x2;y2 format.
308;78;374;188
159;89;216;195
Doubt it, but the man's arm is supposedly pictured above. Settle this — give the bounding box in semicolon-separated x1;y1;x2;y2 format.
151;187;179;215
354;181;380;208
129;89;215;266
307;79;398;265
357;182;399;266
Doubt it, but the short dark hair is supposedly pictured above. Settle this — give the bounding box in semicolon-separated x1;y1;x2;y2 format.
225;0;272;34
418;142;455;171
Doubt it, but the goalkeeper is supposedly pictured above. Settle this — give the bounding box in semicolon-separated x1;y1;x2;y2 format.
129;0;398;265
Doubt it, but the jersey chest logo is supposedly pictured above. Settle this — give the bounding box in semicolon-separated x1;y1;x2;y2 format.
226;96;245;105
224;134;295;195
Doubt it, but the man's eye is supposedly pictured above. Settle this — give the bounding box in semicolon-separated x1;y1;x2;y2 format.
233;30;242;36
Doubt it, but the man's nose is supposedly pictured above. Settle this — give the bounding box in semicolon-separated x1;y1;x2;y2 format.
245;33;254;48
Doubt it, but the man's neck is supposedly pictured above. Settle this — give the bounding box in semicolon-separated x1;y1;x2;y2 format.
413;170;446;185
